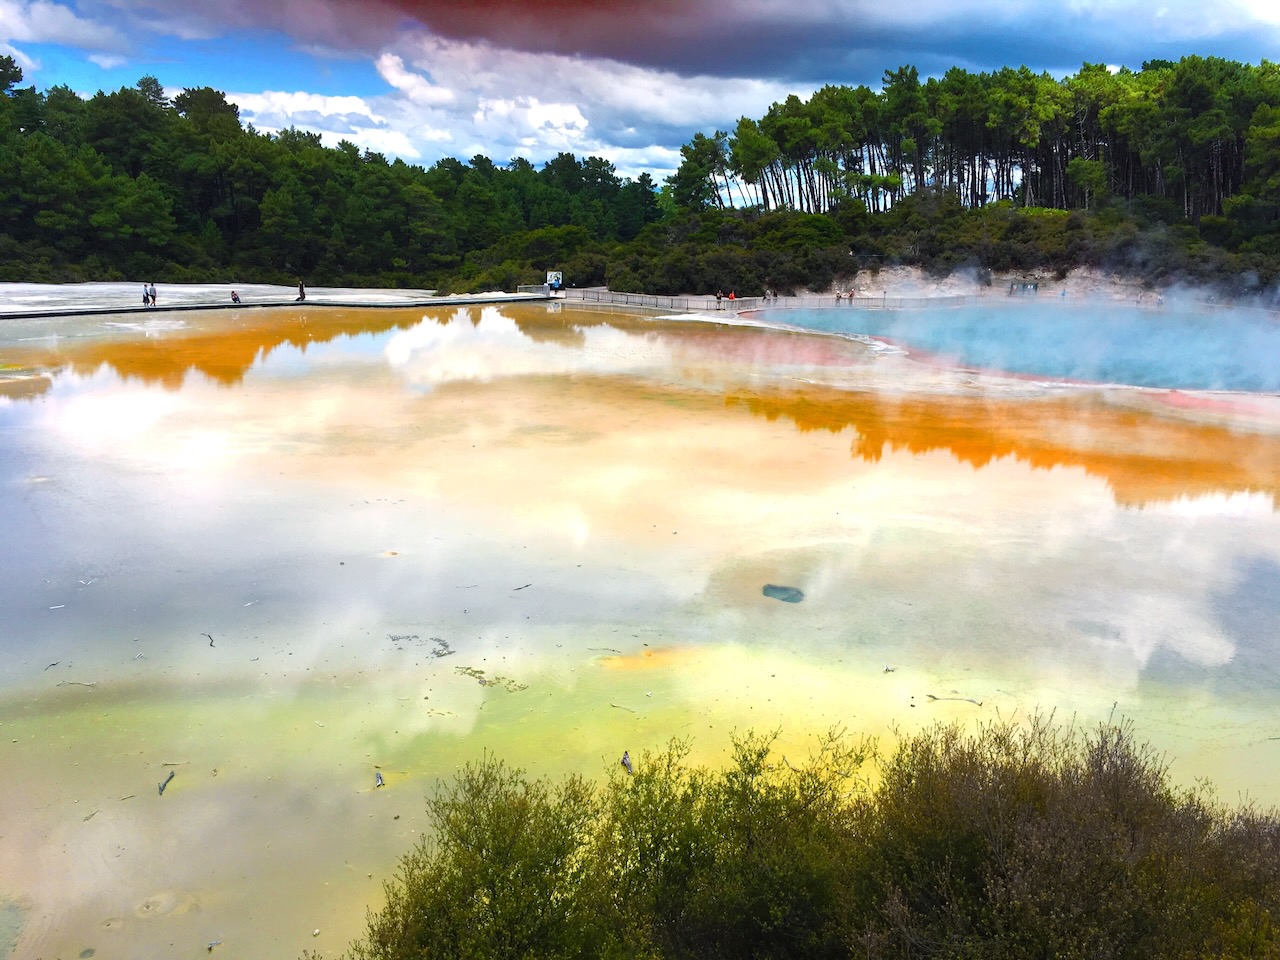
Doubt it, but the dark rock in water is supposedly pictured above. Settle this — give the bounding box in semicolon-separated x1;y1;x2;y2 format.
762;584;804;603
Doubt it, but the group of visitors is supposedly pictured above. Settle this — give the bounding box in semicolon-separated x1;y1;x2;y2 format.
136;280;306;309
712;288;785;308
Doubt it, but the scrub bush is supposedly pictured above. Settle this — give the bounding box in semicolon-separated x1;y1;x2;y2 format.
323;718;1280;960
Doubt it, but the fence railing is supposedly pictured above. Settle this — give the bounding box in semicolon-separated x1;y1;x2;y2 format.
546;288;1260;315
560;289;762;312
560;289;981;313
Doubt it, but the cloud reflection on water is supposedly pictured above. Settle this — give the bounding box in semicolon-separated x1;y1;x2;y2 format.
3;300;1280;959
6;303;1277;510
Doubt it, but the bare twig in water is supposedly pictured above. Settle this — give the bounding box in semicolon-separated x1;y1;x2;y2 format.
57;680;97;687
158;770;175;795
44;661;60;670
83;810;99;821
512;583;531;591
203;633;215;648
926;694;983;706
587;647;622;654
161;761;190;766
610;703;636;713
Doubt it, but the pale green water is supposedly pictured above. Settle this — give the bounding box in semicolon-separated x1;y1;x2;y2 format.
1;300;1278;958
0;901;22;959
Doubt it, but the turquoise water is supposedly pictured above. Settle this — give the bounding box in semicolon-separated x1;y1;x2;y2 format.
757;304;1280;392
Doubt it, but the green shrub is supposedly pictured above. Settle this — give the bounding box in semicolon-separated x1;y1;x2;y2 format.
323;718;1280;960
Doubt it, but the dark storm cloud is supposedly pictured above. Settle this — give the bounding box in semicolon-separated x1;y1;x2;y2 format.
363;0;1280;82
87;0;1280;86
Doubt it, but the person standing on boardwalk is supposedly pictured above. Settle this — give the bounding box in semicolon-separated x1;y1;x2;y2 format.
142;284;151;308
296;280;306;302
148;282;157;307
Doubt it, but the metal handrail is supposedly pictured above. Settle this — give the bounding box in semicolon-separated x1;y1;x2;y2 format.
560;289;981;312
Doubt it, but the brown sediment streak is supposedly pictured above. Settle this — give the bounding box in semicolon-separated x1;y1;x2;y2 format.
0;307;435;391
727;385;1280;508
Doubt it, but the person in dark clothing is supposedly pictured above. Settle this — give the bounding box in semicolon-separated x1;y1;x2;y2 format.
231;290;241;304
296;280;306;302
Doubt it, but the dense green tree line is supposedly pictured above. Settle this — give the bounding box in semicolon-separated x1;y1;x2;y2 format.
673;57;1280;239
316;719;1280;960
4;54;1280;298
0;57;662;287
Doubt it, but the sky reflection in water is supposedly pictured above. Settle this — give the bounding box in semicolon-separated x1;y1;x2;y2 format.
1;301;1278;959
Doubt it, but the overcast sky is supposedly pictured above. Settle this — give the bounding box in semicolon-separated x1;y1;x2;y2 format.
5;0;1280;179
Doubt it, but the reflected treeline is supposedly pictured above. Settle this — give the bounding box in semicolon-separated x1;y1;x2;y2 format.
0;307;456;393
0;305;611;398
729;385;1280;508
5;303;1278;510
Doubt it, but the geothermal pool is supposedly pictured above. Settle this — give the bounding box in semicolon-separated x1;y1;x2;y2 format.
1;295;1279;959
762;302;1280;392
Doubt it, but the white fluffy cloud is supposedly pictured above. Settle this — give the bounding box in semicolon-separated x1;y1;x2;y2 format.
400;31;798;132
0;0;127;49
229;89;388;126
216;24;799;177
0;40;40;71
374;52;454;106
87;52;126;68
320;30;798;175
228;88;450;159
